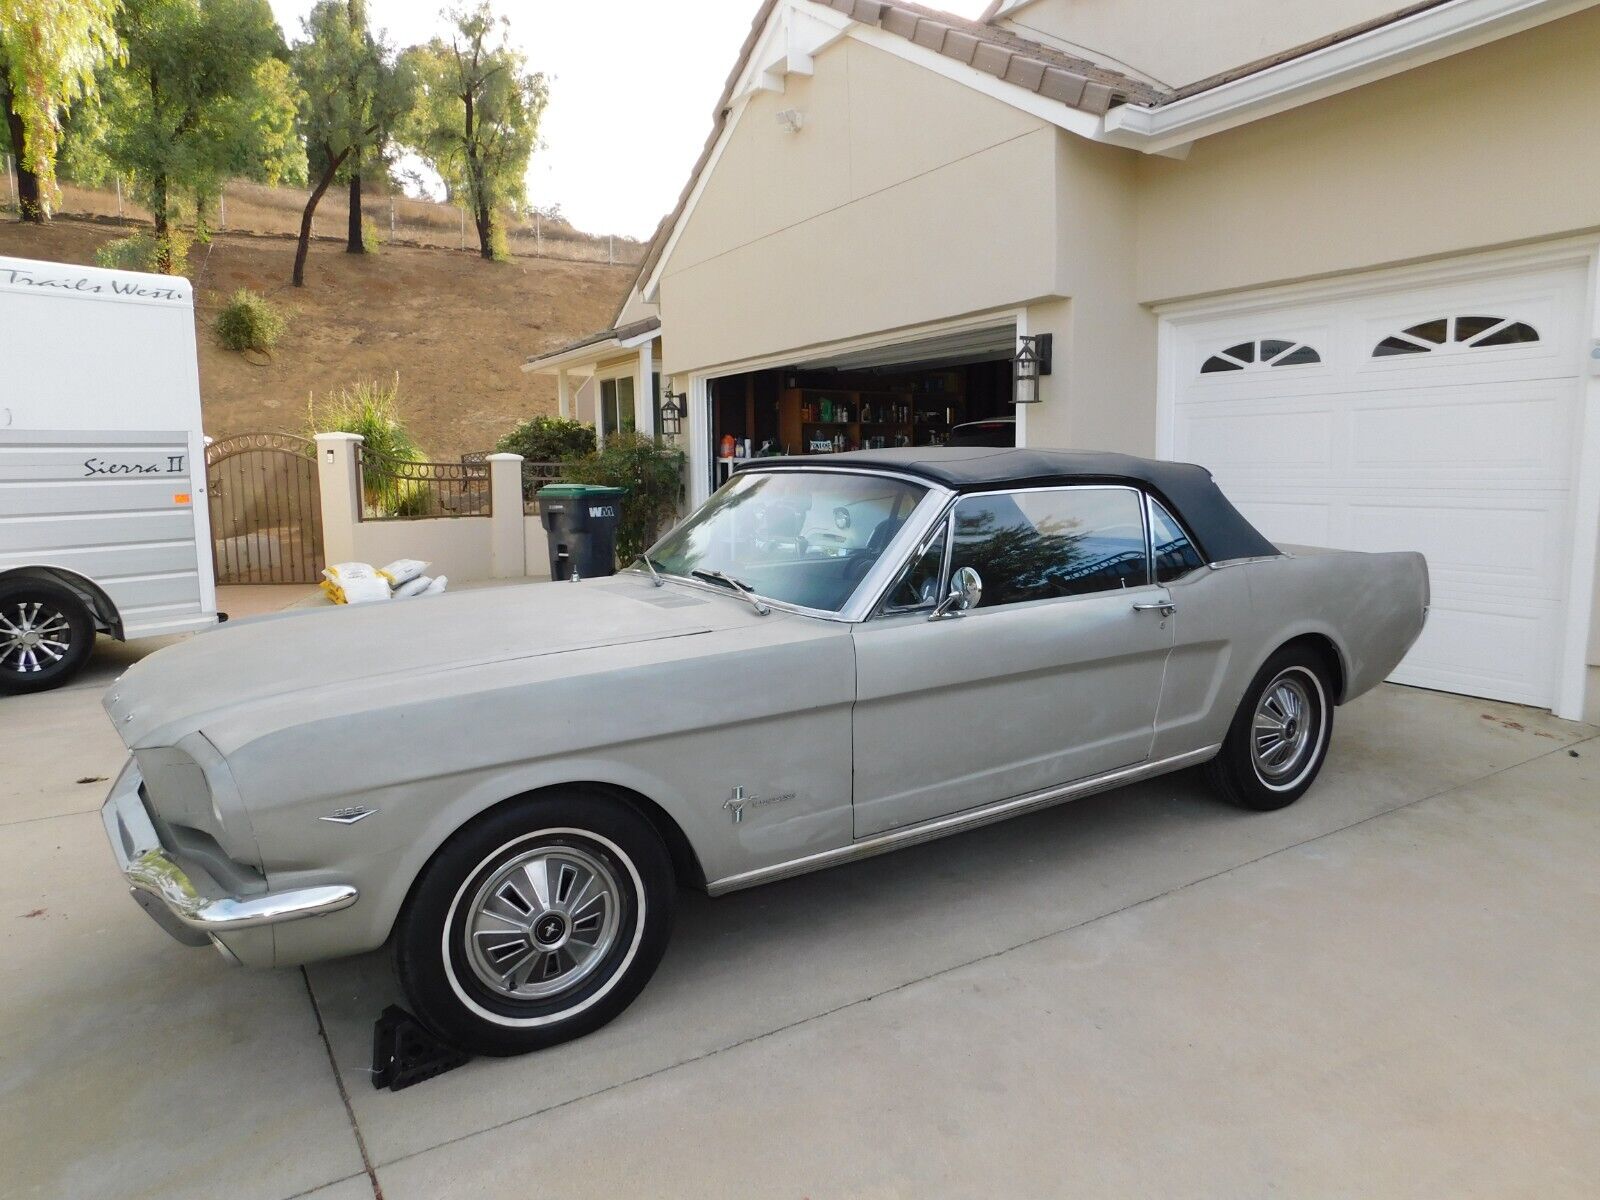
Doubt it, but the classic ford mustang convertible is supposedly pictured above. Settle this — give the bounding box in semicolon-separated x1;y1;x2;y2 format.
101;448;1428;1054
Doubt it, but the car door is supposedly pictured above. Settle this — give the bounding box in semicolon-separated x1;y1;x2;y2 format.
850;484;1176;839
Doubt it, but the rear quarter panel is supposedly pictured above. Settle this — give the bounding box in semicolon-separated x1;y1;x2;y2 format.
1152;548;1428;758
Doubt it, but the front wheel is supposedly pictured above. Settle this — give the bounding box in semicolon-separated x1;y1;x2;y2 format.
1204;646;1334;811
0;578;96;695
394;792;675;1056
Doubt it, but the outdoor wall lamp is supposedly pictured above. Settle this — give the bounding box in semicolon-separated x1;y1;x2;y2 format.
1013;333;1052;405
659;380;687;438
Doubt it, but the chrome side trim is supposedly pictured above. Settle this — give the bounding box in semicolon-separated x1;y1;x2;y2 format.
1207;555;1288;570
705;743;1222;896
101;762;358;936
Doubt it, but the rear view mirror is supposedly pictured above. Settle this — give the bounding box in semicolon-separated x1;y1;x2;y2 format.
930;566;982;620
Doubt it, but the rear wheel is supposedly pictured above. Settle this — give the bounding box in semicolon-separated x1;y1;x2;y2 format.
0;579;96;695
1204;645;1334;811
394;792;675;1056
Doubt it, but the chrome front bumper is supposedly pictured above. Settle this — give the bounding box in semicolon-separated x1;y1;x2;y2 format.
100;761;358;947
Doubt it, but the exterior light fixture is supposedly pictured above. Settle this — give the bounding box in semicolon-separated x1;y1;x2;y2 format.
776;108;805;133
1013;333;1052;405
659;379;687;438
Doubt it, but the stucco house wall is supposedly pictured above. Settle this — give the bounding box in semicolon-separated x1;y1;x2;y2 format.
1133;6;1600;304
659;39;1059;375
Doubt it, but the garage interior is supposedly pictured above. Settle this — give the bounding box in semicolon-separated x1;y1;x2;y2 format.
705;324;1018;491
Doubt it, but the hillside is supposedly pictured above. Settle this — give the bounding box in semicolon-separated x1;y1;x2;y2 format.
0;217;634;460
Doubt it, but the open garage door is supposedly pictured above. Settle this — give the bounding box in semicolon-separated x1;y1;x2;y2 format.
1167;262;1587;709
705;322;1017;494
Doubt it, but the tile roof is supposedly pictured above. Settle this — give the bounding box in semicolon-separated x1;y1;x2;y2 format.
823;0;1165;111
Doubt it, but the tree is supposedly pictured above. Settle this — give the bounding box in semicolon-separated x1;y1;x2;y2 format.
289;0;411;285
99;0;294;266
345;0;365;253
401;3;547;261
0;0;121;221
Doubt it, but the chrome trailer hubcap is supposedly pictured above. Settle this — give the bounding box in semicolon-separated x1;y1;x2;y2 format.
0;601;72;674
1252;672;1318;783
464;844;621;1000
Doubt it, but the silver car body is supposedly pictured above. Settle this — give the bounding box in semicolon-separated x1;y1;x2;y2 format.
101;456;1428;969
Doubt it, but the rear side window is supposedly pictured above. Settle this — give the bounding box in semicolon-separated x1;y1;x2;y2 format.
949;487;1150;607
1149;498;1205;582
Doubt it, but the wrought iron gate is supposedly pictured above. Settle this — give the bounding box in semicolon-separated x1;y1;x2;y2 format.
205;432;324;584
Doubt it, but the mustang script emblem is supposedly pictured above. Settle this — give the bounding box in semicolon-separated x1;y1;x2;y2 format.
723;786;797;824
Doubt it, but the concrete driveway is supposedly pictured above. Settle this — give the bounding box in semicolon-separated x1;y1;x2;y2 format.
2;622;1596;1199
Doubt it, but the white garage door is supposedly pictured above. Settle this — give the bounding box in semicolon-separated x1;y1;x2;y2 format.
1168;263;1586;708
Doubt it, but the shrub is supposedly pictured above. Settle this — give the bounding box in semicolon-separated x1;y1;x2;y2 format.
488;220;510;262
214;289;286;352
560;431;685;564
94;230;192;277
361;216;385;253
306;375;426;516
496;415;596;468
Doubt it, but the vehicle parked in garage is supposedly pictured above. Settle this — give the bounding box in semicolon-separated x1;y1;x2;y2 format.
99;447;1428;1055
0;255;219;694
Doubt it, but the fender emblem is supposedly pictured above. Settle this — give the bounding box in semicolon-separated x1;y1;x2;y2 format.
723;786;796;824
319;806;376;825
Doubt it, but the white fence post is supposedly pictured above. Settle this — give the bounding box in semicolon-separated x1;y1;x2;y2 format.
5;154;15;212
608;235;615;265
218;190;226;230
115;176;123;220
487;454;527;578
535;212;542;254
459;206;465;249
389;197;396;239
313;432;365;567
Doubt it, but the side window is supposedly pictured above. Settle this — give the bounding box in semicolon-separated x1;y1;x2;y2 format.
883;522;947;611
949;487;1149;608
1149;498;1205;583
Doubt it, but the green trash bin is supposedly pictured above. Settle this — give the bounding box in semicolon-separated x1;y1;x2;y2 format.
536;483;628;580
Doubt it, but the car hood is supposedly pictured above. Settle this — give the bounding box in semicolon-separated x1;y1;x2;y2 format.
105;578;730;749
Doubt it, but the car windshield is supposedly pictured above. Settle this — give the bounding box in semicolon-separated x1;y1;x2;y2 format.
648;470;929;613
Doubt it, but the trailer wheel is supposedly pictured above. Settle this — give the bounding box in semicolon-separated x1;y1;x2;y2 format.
0;578;96;694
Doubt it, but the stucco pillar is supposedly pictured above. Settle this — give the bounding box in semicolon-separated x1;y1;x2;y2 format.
556;369;571;419
487;453;527;579
313;432;363;568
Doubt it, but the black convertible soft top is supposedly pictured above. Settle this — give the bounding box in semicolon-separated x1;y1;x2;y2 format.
743;447;1280;564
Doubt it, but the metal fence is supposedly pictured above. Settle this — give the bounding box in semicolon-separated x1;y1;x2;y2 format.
358;448;491;520
520;461;565;514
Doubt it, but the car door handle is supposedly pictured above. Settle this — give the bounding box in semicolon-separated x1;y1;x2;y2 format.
1132;599;1177;616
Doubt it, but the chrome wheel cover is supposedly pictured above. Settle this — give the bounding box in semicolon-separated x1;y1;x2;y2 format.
1251;669;1321;788
0;600;73;675
463;843;622;1001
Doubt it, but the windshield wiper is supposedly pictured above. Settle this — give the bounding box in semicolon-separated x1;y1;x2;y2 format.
691;569;771;616
634;555;665;587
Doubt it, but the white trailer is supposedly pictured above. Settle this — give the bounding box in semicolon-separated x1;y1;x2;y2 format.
0;254;218;693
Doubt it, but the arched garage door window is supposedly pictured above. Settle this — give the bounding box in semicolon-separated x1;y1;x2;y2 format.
1201;339;1322;374
1373;315;1539;357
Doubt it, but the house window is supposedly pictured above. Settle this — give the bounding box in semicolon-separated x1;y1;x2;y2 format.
1372;316;1540;357
600;375;636;437
1201;339;1322;374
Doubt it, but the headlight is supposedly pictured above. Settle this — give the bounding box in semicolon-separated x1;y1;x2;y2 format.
133;735;261;868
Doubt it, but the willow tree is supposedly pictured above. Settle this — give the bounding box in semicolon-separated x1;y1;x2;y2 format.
99;0;293;263
289;0;412;285
0;0;121;221
401;3;547;260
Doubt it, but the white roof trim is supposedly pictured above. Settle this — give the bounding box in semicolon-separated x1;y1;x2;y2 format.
521;325;659;375
1101;0;1597;153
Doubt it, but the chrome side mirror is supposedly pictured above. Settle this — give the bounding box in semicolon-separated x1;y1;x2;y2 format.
930;566;982;620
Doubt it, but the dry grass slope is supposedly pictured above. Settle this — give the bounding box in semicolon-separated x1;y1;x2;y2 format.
0;217;634;461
